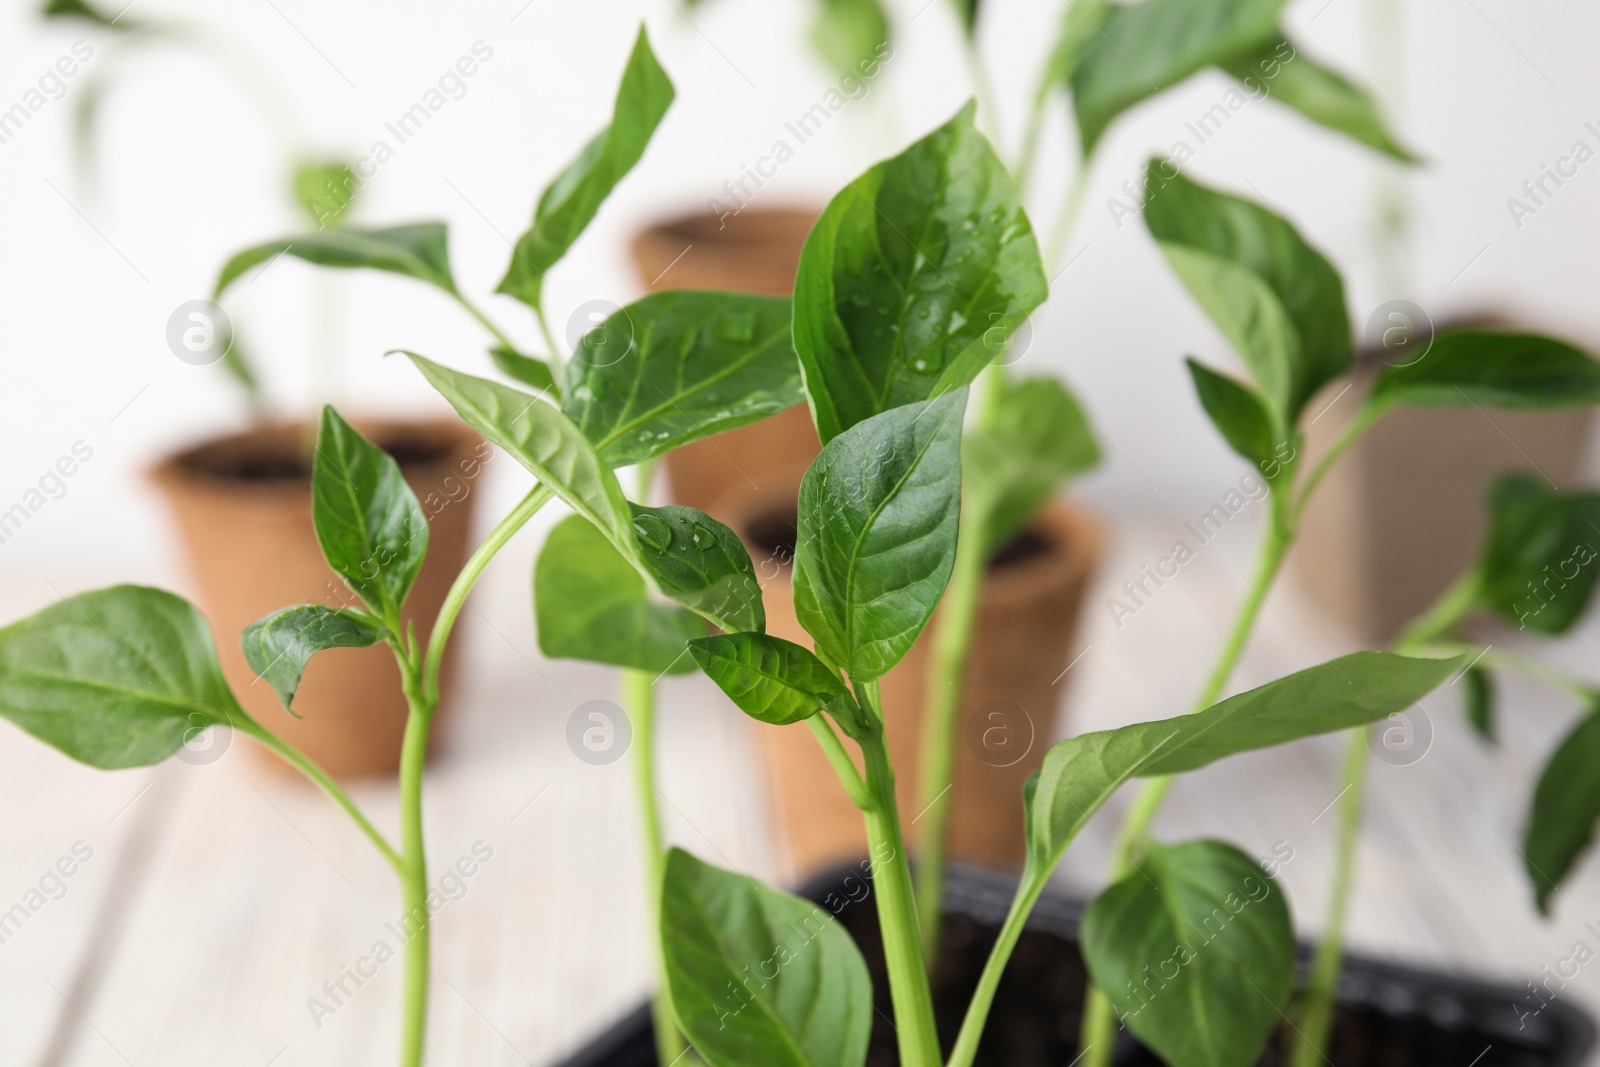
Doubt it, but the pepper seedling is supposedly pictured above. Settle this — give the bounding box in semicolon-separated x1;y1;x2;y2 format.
1287;472;1600;1067
1072;164;1600;1067
0;26;801;1067
879;0;1418;961
663;111;1494;1067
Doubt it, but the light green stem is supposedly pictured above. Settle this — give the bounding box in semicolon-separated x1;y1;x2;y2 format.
1113;508;1292;865
1290;563;1488;1066
1290;407;1378;529
397;676;432;1067
913;488;987;960
622;458;687;1066
1482;647;1597;701
1289;725;1368;1067
1014;71;1053;194
422;484;553;705
807;714;872;809
1392;570;1481;652
855;683;942;1067
246;725;402;873
624;667;685;1066
1045;153;1093;271
1080;495;1292;1067
534;302;564;383
452;292;524;361
963;37;1005;157
946;868;1047;1067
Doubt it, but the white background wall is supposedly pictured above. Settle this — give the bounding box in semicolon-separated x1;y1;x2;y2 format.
1;0;1597;573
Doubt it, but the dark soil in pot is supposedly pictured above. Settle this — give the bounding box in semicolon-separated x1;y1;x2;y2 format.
559;864;1594;1067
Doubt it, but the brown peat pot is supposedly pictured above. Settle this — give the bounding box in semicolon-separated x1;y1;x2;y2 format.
629;207;823;513
558;863;1596;1067
149;417;483;778
710;480;1102;878
1292;334;1594;643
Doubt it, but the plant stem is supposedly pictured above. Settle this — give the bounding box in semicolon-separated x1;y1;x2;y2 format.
422;484;553;705
1289;725;1369;1067
1290;406;1378;528
1014;72;1053;194
397;678;432;1067
623;667;684;1066
1044;151;1093;271
855;683;942;1067
807;714;872;809
1079;498;1292;1067
1115;508;1291;865
620;458;686;1066
1481;647;1598;701
912;489;987;960
946;869;1046;1067
246;725;402;873
1392;570;1481;652
1291;522;1485;1067
535;302;564;383
452;292;524;360
962;36;1004;158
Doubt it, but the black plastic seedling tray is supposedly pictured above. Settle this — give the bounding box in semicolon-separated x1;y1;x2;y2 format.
558;862;1594;1067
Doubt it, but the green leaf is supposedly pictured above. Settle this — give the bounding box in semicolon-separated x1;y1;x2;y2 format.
489;346;557;393
1083;839;1295;1067
497;26;673;311
0;586;244;769
661;848;873;1067
1367;329;1600;412
562;292;803;467
688;633;856;728
1145;166;1350;420
1186;358;1281;474
1160;245;1301;419
948;0;979;37
1476;473;1600;635
217;323;263;394
42;0;139;28
240;605;386;713
534;516;701;675
1222;42;1416;162
810;0;890;78
964;375;1099;554
292;160;359;228
1525;706;1600;915
793;392;967;681
214;223;455;300
311;407;429;623
1071;0;1286;154
403;353;639;568
1029;652;1461;868
1464;665;1495;743
793;102;1046;444
631;504;765;634
1047;0;1111;87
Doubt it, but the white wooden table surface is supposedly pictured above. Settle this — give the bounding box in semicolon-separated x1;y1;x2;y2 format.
3;507;1597;1066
